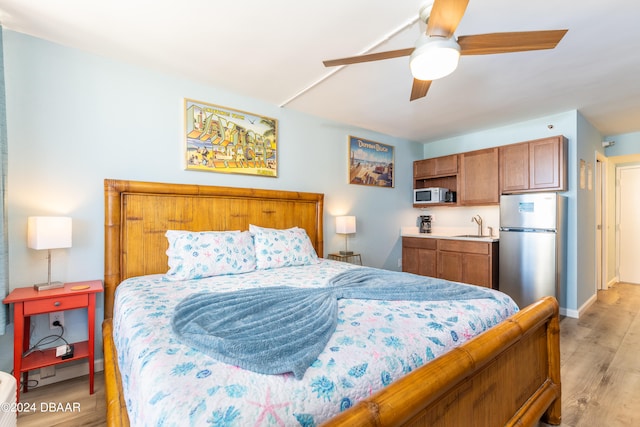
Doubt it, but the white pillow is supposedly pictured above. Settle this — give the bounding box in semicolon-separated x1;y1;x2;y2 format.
165;230;256;280
249;225;319;270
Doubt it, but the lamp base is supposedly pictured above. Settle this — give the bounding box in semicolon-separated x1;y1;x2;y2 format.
34;281;64;291
339;250;354;255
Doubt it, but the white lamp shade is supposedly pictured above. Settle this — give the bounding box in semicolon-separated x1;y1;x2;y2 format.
27;216;72;250
410;36;461;81
335;216;356;234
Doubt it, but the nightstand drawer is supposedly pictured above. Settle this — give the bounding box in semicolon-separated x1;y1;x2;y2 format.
24;294;88;315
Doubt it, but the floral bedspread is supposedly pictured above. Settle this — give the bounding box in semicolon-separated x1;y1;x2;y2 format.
113;260;518;427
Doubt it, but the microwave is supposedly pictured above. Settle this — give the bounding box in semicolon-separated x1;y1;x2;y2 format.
414;187;450;204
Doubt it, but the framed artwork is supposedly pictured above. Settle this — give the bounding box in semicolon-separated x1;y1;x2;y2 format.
184;98;278;177
348;135;395;188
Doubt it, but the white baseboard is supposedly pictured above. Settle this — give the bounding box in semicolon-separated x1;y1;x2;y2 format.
28;358;104;389
577;293;598;317
559;307;578;318
560;292;598;319
607;277;618;288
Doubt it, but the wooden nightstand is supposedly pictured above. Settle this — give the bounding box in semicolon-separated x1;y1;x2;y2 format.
327;253;363;265
2;280;103;401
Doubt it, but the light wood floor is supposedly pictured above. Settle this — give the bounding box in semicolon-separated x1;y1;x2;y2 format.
15;282;640;426
16;371;105;427
553;282;640;427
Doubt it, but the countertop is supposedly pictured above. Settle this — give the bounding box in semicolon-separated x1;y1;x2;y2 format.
401;226;499;242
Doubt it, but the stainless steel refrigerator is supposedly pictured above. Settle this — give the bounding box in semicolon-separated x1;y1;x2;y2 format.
499;193;567;308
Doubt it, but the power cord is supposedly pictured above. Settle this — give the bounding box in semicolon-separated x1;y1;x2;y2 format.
9;368;39;391
23;322;70;357
16;323;72;392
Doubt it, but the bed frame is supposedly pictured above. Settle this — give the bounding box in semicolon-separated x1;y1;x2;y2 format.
102;179;561;427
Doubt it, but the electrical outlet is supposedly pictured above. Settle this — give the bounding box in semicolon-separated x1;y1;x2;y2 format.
49;311;64;329
40;365;55;379
397;258;402;268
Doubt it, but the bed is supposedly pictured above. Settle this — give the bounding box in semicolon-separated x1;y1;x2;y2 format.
102;179;561;427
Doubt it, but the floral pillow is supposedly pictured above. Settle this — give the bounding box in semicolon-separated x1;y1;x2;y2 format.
165;230;256;280
249;225;320;270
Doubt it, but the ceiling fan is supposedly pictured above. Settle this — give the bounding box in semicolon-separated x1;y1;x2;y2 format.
323;0;567;101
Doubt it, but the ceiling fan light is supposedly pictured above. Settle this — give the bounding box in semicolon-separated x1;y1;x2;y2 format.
410;37;461;81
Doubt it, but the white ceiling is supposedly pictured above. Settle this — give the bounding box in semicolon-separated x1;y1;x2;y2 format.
1;0;639;142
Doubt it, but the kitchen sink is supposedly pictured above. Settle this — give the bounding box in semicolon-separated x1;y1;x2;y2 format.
454;234;490;238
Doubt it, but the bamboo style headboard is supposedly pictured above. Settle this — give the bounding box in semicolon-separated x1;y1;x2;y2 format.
103;179;324;318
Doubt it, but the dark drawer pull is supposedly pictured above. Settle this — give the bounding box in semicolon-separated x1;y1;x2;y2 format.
54;301;61;307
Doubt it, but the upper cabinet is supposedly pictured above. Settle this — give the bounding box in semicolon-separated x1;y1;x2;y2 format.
413;155;458;207
499;143;530;193
413;135;567;207
500;135;567;194
530;136;567;191
414;154;458;179
459;148;500;205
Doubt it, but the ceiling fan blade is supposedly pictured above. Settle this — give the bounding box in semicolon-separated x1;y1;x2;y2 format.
410;79;432;101
427;0;470;38
323;48;414;67
458;30;568;55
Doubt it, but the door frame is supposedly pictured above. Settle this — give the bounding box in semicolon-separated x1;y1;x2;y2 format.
595;152;607;290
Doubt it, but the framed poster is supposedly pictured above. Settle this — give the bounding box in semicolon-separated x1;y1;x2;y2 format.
184;98;278;177
348;135;394;187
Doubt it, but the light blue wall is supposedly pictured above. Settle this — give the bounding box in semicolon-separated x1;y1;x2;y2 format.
576;114;607;307
604;131;640;156
0;30;424;372
1;27;631;376
420;111;604;315
421;111;577;157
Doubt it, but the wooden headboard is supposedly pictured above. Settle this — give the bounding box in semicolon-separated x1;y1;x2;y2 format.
103;179;324;318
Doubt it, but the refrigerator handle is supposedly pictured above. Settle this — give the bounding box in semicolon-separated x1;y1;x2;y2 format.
499;228;556;233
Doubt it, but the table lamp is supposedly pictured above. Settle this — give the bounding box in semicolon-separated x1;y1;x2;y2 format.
335;215;356;255
27;216;72;291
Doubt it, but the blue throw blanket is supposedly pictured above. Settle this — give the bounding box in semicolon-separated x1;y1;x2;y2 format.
171;267;494;379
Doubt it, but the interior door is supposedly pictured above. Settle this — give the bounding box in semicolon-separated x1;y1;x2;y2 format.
618;166;640;284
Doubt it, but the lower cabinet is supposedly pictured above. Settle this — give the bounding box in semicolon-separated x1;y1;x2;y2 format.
402;237;437;277
402;237;499;289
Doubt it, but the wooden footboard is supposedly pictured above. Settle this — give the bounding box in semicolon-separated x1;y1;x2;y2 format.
324;296;561;427
102;296;560;427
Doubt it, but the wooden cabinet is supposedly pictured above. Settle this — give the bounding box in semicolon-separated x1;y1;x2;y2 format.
437;239;497;289
500;135;567;193
414;154;458;178
413;134;566;207
437;250;464;282
530;136;566;190
402;237;498;289
499;143;530;193
462;253;495;288
402;237;437;277
459;148;499;205
413;155;458;207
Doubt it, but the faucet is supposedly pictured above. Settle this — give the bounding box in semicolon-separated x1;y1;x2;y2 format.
472;214;483;236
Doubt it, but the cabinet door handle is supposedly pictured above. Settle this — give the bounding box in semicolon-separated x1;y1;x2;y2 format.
54;301;61;307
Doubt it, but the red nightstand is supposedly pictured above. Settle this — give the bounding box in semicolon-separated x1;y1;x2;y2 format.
2;280;103;401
